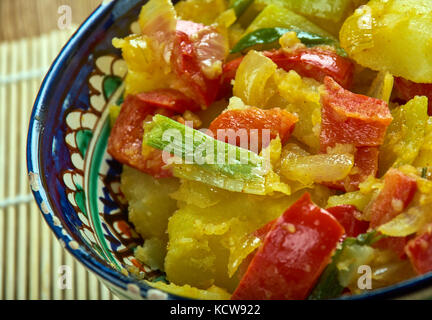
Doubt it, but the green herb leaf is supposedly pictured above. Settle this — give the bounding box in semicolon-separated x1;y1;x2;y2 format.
308;231;382;300
231;27;347;56
229;0;255;17
354;230;384;246
308;245;345;300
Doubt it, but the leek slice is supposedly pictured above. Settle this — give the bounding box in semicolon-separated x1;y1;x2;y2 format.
143;114;271;194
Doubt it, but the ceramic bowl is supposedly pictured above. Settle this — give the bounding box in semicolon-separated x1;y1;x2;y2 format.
27;0;432;300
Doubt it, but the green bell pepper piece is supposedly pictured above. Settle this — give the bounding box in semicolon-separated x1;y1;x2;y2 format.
229;0;255;17
231;27;347;56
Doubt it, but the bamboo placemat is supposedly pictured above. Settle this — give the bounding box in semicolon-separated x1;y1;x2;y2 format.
0;28;117;300
0;0;101;42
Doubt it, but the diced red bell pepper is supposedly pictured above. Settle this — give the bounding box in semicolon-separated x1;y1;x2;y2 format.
220;48;355;97
369;168;417;229
231;193;344;300
326;205;369;238
394;77;432;115
321;180;345;191
136;88;200;113
177;20;227;78
320;77;393;151
324;146;379;192
405;226;432;275
222;57;243;85
374;236;408;260
236;219;278;278
171;30;221;108
208;107;298;151
253;219;277;241
368;168;416;259
218;57;244;99
263;48;354;89
344;147;379;191
107;95;174;178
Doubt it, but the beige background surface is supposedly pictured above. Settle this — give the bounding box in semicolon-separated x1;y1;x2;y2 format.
0;0;118;300
0;0;101;41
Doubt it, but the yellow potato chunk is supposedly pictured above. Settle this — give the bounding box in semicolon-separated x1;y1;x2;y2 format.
113;35;174;96
135;238;167;271
165;180;326;292
257;0;354;23
244;4;333;38
276;70;323;151
414;117;432;167
147;281;232;300
175;0;227;25
165;178;334;292
379;96;429;175
120;166;180;240
340;0;432;83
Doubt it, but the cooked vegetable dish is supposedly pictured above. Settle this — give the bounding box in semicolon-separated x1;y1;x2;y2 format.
107;0;432;299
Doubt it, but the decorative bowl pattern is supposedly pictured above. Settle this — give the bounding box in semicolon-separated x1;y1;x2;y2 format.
27;0;182;300
27;0;432;300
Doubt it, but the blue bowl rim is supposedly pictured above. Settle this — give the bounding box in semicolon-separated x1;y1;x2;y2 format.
26;0;187;300
26;0;432;300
